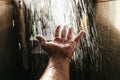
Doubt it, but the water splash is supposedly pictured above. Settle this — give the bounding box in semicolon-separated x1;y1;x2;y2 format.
24;0;101;80
24;0;88;40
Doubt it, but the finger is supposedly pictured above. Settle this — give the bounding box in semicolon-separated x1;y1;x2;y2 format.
36;35;46;44
67;27;73;40
61;25;67;39
53;25;61;38
36;36;51;53
74;30;85;43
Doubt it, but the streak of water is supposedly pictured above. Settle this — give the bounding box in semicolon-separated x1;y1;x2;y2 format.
24;0;101;80
24;0;88;40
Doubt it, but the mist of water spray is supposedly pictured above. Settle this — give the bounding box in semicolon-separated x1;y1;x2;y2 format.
24;0;101;80
24;0;88;40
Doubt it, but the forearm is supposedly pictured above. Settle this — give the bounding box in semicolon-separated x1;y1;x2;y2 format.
37;25;84;80
39;54;70;80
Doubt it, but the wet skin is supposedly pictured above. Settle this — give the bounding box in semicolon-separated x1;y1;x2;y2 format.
36;25;84;80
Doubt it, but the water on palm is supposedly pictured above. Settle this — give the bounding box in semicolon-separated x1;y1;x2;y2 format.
24;0;101;80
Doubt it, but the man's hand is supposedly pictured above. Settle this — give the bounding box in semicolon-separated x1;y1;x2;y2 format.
37;25;84;80
36;25;85;60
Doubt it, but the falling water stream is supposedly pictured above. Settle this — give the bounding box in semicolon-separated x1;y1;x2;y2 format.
24;0;101;80
25;0;88;40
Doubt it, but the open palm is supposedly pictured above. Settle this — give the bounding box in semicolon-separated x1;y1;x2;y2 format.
36;25;84;59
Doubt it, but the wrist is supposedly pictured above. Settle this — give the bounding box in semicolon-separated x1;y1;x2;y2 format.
50;53;71;63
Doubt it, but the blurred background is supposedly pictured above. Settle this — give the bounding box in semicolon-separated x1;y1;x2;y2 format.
0;0;120;80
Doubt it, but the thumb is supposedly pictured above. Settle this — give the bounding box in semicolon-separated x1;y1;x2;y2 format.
36;35;46;45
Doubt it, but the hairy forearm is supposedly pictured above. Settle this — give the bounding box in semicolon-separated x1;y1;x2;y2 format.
39;54;70;80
